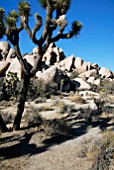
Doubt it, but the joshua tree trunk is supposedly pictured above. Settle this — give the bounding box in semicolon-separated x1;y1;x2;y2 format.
0;114;8;133
0;0;82;132
13;74;30;130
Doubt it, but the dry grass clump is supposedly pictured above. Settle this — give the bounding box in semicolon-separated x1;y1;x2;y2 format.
86;130;114;170
95;79;114;97
23;106;72;137
54;101;68;113
23;107;43;127
42;119;72;137
0;100;16;107
70;70;79;79
102;95;114;105
27;79;58;101
40;105;54;111
0;111;14;124
68;94;85;104
34;97;46;103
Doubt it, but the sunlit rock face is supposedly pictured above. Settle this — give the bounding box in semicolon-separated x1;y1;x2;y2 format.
0;41;11;60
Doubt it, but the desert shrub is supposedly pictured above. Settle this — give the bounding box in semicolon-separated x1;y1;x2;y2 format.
0;77;4;99
23;106;72;136
70;71;79;79
76;107;103;123
90;84;98;93
23;107;43;126
55;101;68;113
27;79;58;101
89;130;114;170
68;94;85;104
79;131;114;170
90;79;114;97
42;119;72;136
0;72;19;101
0;100;16;107
0;111;14;124
77;108;93;121
94;74;102;80
97;79;114;96
34;97;46;103
40;105;54;111
60;79;65;92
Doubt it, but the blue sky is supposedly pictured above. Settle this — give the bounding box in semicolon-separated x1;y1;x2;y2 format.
0;0;114;71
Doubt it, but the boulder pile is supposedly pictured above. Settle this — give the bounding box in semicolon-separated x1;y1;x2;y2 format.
0;41;114;92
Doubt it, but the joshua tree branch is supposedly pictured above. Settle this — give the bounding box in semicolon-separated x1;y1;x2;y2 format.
24;22;32;39
32;17;42;44
51;32;74;42
51;21;82;42
58;21;67;35
30;45;43;76
18;21;24;32
14;44;31;76
39;0;52;45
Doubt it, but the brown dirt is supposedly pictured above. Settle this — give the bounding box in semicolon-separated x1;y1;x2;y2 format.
0;125;101;170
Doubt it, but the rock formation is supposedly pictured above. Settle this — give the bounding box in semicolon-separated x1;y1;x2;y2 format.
0;40;114;93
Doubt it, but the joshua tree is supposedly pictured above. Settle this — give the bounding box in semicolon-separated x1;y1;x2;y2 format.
0;0;82;132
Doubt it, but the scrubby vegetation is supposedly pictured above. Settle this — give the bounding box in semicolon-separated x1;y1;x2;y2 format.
88;130;114;170
70;70;79;79
91;79;114;97
0;72;19;101
27;79;58;101
68;93;85;103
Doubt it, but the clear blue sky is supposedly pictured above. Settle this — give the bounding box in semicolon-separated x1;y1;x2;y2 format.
0;0;114;71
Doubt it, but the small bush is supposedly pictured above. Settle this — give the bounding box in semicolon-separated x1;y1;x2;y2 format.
42;119;72;136
90;84;98;93
70;71;79;79
23;106;72;137
1;72;19;101
0;100;16;107
40;105;54;111
68;94;85;104
0;111;14;124
27;79;58;101
88;130;114;170
97;79;114;96
23;107;43;126
55;101;68;113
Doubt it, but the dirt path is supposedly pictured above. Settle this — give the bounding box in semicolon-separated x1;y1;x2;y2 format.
23;127;101;170
0;126;101;170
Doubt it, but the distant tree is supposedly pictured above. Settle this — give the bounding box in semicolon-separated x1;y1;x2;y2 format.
0;0;82;132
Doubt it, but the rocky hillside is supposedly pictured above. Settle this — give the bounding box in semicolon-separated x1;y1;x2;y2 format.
0;40;114;94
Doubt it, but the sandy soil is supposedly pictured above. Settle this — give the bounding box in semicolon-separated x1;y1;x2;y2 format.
0;95;114;170
0;124;101;170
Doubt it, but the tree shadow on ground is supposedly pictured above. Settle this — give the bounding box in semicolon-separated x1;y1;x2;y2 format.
0;131;47;160
0;107;114;161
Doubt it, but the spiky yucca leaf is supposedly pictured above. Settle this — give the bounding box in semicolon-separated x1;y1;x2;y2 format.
38;0;47;8
8;10;18;19
18;1;31;16
0;7;5;19
0;23;5;38
53;0;71;14
71;21;82;35
34;12;42;20
0;20;4;29
38;0;71;13
5;16;17;28
0;8;5;38
34;12;39;19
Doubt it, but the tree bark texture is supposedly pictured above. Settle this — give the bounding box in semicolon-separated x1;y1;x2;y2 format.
13;74;30;130
0;114;8;133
